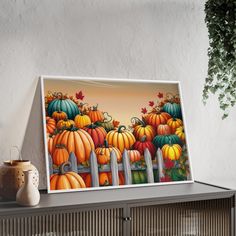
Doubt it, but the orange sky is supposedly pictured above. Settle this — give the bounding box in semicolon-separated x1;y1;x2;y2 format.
43;78;180;127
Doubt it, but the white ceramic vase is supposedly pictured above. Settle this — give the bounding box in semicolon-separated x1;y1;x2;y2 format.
16;170;40;206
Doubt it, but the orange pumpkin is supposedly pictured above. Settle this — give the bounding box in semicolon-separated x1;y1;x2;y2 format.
127;150;141;163
47;135;54;155
157;124;172;135
95;140;122;164
74;114;92;128
57;119;75;130
52;111;68;122
84;124;107;148
106;125;136;153
53;127;95;164
99;172;110;186
46;117;56;134
132;117;156;141
52;145;69;166
175;126;185;141
88;105;104;123
145;112;171;127
162;144;182;161
50;162;86;190
167;118;183;133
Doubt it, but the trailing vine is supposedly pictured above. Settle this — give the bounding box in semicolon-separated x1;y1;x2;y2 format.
203;0;236;119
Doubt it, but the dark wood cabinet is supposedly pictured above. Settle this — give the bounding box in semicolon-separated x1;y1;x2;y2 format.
0;182;235;236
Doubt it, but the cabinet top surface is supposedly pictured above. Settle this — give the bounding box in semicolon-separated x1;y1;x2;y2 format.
0;181;235;215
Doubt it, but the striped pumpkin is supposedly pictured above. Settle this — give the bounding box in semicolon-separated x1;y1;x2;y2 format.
167;118;183;133
153;134;182;149
106;126;136;153
52;111;68;122
127;150;141;163
53;127;95;164
175;126;185;141
50;162;86;190
48;98;80;120
74;114;92;129
145;112;171;127
132;117;156;141
52;145;69;166
157;124;171;135
88;105;104;123
47;135;54;155
162;144;182;161
84;123;107;148
163;102;182;119
46;117;56;134
57;119;75;130
95;140;122;164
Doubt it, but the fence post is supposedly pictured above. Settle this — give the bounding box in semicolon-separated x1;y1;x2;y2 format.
48;153;53;175
122;149;132;185
69;152;78;173
144;148;154;183
156;148;165;181
89;150;99;187
110;150;119;186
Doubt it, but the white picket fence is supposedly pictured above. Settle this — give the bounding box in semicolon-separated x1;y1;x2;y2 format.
48;148;165;187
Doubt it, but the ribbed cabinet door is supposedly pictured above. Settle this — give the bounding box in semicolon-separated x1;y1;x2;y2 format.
130;199;232;236
0;207;124;236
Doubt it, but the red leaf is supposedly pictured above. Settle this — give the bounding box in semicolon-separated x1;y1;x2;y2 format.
164;158;174;169
141;107;147;114
76;91;84;100
157;92;163;98
149;101;154;107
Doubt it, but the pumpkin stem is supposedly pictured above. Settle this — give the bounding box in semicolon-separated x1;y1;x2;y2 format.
87;123;97;129
131;117;145;126
55;144;66;149
92;104;98;111
69;125;78;131
59;161;71;175
140;135;147;142
117;125;126;133
104;140;109;148
57;92;64;100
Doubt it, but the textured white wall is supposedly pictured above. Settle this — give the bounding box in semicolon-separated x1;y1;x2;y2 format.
0;0;235;189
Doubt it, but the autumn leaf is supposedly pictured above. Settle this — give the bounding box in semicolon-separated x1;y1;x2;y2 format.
149;101;154;107
164;158;174;169
141;107;147;114
76;91;84;100
157;92;163;98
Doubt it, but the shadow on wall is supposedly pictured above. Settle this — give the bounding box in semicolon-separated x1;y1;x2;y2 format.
22;79;46;190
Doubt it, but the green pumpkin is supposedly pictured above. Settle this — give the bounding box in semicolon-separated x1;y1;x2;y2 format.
132;171;147;184
153;135;182;149
95;112;115;132
48;98;80;119
163;102;182;119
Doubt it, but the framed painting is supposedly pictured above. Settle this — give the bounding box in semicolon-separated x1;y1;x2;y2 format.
41;76;193;193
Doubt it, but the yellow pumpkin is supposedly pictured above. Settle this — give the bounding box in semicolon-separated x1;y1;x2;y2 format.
162;144;182;161
106;126;136;153
132;117;156;141
57;119;75;130
167;118;183;133
74;114;92;128
175;126;185;141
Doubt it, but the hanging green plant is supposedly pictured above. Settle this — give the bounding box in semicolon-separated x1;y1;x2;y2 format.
203;0;236;119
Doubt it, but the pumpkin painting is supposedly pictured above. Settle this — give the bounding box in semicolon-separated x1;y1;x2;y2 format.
50;162;86;190
84;123;107;148
53;127;95;164
43;78;191;192
106;126;136;153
